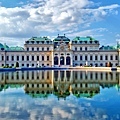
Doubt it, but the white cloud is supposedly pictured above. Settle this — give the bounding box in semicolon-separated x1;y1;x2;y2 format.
0;0;119;46
98;4;120;10
67;28;107;39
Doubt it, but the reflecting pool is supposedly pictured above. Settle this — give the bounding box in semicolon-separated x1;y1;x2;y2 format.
0;70;120;120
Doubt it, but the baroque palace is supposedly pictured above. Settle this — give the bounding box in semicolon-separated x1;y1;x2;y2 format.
0;34;120;67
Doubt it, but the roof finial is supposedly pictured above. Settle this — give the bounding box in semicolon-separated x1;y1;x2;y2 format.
64;34;65;36
58;34;59;36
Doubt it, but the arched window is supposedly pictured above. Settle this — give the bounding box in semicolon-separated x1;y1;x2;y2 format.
66;56;71;65
54;56;58;65
60;56;64;65
90;63;93;66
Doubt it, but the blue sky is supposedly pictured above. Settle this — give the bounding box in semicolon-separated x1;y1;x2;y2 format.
0;0;120;46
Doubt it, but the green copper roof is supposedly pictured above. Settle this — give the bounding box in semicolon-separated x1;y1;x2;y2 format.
3;44;9;50
73;93;97;98
9;46;24;51
0;43;4;48
28;36;51;41
100;45;116;50
0;43;9;50
73;36;96;41
53;34;70;42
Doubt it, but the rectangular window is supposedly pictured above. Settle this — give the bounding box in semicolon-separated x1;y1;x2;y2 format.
22;56;24;61
110;55;113;60
42;48;44;51
47;71;49;79
6;56;9;61
75;56;77;60
80;55;82;60
80;47;82;51
100;55;103;60
116;55;118;60
90;55;92;60
37;56;39;61
17;56;19;61
27;48;29;51
37;47;39;51
95;55;97;60
47;47;49;51
47;56;49;61
42;56;44;61
75;47;77;51
105;55;108;60
42;71;44;79
85;55;87;61
32;48;34;51
27;56;29;61
32;56;34;61
2;56;4;61
85;47;87;51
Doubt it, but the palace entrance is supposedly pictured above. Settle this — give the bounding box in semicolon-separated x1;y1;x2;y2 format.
54;56;71;66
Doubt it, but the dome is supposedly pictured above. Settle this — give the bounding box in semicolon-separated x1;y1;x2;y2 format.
0;43;4;48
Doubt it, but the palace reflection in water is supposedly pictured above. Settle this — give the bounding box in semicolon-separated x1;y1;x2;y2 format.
0;70;120;99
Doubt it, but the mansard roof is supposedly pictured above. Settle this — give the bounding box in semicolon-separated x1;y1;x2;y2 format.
99;45;116;50
9;46;24;51
27;36;51;42
0;43;4;48
53;34;70;42
72;36;97;41
0;43;9;50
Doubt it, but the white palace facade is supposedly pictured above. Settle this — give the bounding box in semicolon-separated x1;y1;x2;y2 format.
0;34;120;67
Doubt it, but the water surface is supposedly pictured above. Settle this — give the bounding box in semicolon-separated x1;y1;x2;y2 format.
0;70;120;120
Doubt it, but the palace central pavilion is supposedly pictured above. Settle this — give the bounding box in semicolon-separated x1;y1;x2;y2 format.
0;34;120;67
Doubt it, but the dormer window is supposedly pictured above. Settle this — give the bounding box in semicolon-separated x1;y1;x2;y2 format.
1;48;4;51
85;41;87;44
46;41;49;44
75;41;77;44
31;41;34;44
80;41;82;43
42;41;44;44
26;41;29;44
90;41;92;44
36;41;39;44
95;41;98;44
